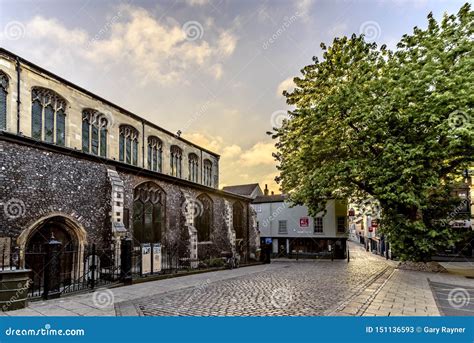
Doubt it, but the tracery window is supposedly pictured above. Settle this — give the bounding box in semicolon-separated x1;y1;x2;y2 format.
31;87;67;146
0;71;8;130
170;145;182;178
147;136;162;172
82;109;108;157
233;201;244;239
203;159;213;187
188;153;199;182
119;125;139;166
133;182;165;244
195;194;213;242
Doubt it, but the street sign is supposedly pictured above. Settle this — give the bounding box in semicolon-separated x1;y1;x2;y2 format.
141;243;152;275
152;243;162;273
300;217;309;227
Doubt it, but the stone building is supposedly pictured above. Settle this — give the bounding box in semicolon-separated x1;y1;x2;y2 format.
0;48;257;286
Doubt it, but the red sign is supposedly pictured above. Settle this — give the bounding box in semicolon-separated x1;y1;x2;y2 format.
369;220;378;233
300;218;309;227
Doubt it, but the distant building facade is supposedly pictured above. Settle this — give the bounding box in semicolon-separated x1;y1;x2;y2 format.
252;188;348;259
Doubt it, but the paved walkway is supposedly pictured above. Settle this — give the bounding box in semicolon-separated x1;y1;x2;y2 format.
2;242;473;316
333;244;474;316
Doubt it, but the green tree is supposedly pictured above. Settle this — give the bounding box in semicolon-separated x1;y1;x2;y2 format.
273;4;473;261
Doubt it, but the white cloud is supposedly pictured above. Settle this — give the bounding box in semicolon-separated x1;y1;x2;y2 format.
296;0;314;15
276;77;295;97
186;0;210;6
328;22;348;37
239;142;276;167
6;5;237;85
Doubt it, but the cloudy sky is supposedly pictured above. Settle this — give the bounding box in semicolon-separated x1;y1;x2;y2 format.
0;0;467;192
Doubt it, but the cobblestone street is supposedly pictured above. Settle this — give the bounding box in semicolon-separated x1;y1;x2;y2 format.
4;243;473;317
120;244;390;316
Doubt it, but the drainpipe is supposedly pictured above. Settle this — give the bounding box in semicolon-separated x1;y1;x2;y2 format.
16;57;21;134
141;120;145;168
246;203;250;262
200;149;203;184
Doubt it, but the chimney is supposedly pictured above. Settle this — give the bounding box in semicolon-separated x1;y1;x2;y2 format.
264;184;269;196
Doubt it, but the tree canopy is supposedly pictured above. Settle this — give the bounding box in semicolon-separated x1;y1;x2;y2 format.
273;3;473;261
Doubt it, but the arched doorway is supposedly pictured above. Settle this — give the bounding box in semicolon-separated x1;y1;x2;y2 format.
21;215;84;295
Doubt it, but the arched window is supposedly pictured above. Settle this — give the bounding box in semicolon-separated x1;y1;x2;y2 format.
132;182;166;244
233;201;244;239
196;194;213;242
170;145;182;178
0;71;8;130
31;87;67;146
203;159;213;187
119;125;139;166
147;136;162;172
82;109;108;157
188;153;199;182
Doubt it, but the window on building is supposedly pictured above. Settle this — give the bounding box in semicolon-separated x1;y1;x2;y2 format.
170;145;182;178
0;71;9;130
337;216;346;233
31;87;67;146
195;194;213;242
233;201;244;239
119;125;139;165
314;217;323;233
147;136;162;172
188;153;199;182
82;109;108;157
132;182;165;244
278;220;288;234
203;159;213;187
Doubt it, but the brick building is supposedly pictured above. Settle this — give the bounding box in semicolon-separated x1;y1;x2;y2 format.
0;48;257;287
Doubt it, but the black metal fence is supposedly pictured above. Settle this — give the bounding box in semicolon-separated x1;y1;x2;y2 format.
0;238;237;301
131;245;199;277
0;239;121;300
